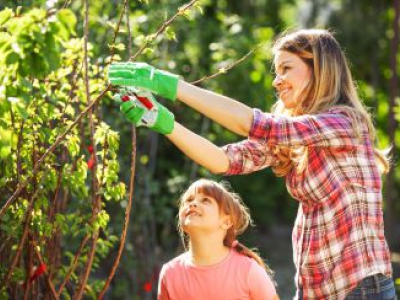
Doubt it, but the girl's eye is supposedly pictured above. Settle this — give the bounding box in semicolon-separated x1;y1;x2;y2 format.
201;198;210;203
184;198;193;204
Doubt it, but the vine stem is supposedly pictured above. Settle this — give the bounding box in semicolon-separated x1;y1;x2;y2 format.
73;0;102;297
98;1;136;297
32;238;59;299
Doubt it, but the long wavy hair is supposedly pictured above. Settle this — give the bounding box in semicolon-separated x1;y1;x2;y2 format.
178;179;273;275
270;29;389;176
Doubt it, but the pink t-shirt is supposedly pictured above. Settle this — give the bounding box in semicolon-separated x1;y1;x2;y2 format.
158;249;277;300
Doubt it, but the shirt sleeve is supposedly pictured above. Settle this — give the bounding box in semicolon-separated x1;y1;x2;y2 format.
221;138;278;175
157;265;170;300
250;108;360;148
247;262;278;300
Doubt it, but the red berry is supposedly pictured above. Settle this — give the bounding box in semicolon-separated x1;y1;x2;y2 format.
143;281;152;292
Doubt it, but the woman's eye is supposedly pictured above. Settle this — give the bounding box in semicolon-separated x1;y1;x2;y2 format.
201;198;210;203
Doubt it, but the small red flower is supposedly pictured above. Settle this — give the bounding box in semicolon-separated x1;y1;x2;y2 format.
143;281;152;292
87;155;95;170
29;263;47;283
87;145;94;154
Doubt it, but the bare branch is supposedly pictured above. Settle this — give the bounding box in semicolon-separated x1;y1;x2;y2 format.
98;2;136;296
190;44;263;85
130;0;199;61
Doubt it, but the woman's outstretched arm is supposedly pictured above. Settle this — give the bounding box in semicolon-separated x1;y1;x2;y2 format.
166;122;230;174
177;80;254;137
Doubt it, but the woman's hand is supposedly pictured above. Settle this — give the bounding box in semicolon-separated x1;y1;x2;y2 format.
108;62;179;101
115;89;175;135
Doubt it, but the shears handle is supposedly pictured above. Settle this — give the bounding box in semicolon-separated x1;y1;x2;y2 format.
121;94;154;110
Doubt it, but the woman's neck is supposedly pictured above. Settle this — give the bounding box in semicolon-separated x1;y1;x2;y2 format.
188;234;230;267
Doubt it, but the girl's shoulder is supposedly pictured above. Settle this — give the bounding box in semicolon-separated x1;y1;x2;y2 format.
163;252;189;269
230;249;259;270
159;252;189;279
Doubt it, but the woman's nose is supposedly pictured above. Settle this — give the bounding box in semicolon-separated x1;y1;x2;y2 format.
273;75;282;88
189;202;197;208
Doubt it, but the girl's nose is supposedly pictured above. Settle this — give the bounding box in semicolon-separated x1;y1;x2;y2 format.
189;202;197;208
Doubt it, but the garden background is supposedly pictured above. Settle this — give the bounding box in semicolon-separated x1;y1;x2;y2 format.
0;0;399;299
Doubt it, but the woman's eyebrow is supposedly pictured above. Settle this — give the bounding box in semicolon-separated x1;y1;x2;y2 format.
276;59;292;69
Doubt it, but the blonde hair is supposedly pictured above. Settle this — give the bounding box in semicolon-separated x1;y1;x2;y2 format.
271;29;390;176
178;179;273;274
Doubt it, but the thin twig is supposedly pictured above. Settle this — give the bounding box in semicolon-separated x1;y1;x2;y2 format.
62;0;71;9
130;0;199;61
1;185;42;287
32;238;59;300
73;0;101;297
108;0;129;63
97;2;136;297
190;44;263;85
56;235;90;296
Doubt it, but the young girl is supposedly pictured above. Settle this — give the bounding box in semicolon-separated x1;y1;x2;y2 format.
157;179;278;300
109;29;396;299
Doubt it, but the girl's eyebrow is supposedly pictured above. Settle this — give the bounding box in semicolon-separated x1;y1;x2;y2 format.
184;196;194;202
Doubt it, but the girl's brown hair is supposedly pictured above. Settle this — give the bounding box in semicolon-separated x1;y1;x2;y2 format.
271;29;390;176
178;179;274;276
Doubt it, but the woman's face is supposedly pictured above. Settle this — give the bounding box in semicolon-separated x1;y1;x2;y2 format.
273;50;312;109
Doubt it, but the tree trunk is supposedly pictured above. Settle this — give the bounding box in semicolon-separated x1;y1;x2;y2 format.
385;0;399;249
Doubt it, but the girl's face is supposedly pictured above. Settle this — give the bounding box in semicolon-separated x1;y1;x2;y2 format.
273;50;312;109
179;193;231;234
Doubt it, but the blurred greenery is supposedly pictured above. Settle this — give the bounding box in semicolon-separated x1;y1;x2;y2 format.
0;0;399;299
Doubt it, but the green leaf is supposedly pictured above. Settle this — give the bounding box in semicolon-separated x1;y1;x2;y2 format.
5;51;19;65
0;8;13;27
113;43;126;51
166;27;177;42
56;9;77;38
15;103;28;120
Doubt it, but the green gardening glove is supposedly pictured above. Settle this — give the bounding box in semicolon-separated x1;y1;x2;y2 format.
115;88;175;135
108;62;179;101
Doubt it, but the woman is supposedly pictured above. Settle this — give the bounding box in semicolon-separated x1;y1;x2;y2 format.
108;29;395;299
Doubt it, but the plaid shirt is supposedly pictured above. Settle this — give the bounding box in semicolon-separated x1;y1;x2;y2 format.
222;108;392;300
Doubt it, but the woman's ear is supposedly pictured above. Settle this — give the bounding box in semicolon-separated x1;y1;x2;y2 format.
220;215;233;230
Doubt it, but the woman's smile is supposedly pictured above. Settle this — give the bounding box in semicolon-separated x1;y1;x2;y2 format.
273;50;311;109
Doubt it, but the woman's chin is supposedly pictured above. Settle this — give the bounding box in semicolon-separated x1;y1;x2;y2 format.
282;99;295;109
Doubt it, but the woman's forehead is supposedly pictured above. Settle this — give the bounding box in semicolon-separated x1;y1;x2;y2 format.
274;51;297;66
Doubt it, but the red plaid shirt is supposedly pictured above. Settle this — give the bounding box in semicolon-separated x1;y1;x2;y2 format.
222;108;392;299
